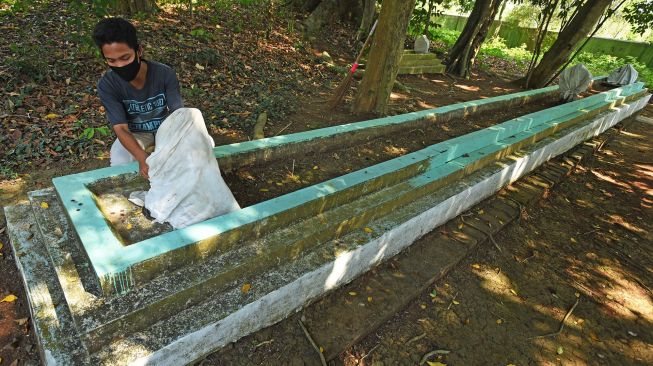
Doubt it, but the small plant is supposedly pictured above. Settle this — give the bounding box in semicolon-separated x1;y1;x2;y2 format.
190;27;213;42
80;126;110;140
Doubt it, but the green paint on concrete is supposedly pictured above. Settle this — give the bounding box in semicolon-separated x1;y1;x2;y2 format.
52;82;645;294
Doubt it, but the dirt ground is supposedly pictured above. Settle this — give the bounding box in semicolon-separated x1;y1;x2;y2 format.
0;82;650;365
338;106;653;366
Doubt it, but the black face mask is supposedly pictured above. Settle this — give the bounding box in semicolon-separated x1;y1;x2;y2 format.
110;54;141;82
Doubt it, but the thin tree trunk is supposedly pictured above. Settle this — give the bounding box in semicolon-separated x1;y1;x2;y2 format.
115;0;157;14
446;0;504;78
352;0;416;114
524;0;558;88
357;0;376;41
302;0;322;12
525;0;613;88
424;0;434;35
305;0;362;34
491;0;507;37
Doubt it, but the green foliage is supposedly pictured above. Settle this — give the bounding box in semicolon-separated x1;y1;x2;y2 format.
80;126;110;140
190;27;214;42
5;43;49;82
424;27;460;53
504;3;541;28
624;1;653;35
479;36;532;64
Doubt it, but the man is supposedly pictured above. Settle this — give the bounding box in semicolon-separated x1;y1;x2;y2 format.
93;17;183;179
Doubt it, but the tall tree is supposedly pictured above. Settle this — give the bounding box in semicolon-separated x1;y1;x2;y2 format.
352;0;417;114
304;0;365;34
356;0;377;41
525;0;613;88
115;0;158;14
446;0;504;78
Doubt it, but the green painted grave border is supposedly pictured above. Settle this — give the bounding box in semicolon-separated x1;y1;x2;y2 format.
53;81;641;294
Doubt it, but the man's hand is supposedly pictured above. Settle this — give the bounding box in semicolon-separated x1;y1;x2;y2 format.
138;157;150;180
113;124;150;180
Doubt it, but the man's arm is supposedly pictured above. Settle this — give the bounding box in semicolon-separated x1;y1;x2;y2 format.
113;124;150;179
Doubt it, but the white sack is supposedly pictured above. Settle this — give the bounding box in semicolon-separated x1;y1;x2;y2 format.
606;64;638;86
144;108;240;229
559;64;592;101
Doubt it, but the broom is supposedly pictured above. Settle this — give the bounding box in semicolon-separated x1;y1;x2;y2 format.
328;19;379;109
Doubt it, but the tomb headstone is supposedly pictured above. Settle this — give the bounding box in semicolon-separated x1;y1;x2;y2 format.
414;35;430;54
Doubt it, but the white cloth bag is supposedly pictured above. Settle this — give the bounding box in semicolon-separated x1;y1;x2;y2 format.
606;64;638;86
144;108;240;229
559;64;592;101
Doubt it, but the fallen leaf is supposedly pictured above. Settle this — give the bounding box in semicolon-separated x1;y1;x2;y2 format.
312;165;318;170
496;319;503;324
319;346;324;353
259;188;269;192
367;296;372;302
195;63;205;70
44;113;59;119
1;294;18;303
126;224;133;230
471;263;481;269
40;202;49;209
15;318;28;326
452;300;460;305
420;304;427;309
363;227;373;234
556;346;564;355
241;283;251;293
427;362;447;366
589;330;600;341
510;289;518;296
429;289;438;298
348;291;357;296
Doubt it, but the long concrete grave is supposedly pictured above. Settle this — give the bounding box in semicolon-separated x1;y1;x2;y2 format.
5;82;650;365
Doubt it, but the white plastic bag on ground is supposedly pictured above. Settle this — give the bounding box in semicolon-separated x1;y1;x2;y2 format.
606;64;638;86
144;108;240;229
559;64;592;102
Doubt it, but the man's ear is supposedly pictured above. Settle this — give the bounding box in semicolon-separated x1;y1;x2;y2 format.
137;44;143;59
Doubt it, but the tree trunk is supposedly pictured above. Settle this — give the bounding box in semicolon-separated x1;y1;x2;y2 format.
302;0;321;12
305;0;364;34
356;0;376;41
491;0;507;37
525;0;613;88
423;0;434;35
352;0;416;114
115;0;158;14
446;0;504;78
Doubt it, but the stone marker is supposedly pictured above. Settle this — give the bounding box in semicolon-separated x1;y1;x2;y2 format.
414;35;430;54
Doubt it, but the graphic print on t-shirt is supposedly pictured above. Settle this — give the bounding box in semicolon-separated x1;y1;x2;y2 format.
122;93;168;132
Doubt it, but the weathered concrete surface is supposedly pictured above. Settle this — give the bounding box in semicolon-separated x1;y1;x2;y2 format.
5;88;649;365
52;83;647;297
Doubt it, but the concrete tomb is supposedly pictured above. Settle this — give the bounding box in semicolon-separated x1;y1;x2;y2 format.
5;81;650;365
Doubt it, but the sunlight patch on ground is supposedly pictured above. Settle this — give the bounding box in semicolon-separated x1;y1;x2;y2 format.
590;169;633;192
454;84;480;92
390;92;408;100
417;100;436;109
383;145;408;156
634;163;653;179
429;79;446;84
596;265;653;322
619;130;645;139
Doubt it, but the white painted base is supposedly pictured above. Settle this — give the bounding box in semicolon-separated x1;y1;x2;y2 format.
133;96;650;365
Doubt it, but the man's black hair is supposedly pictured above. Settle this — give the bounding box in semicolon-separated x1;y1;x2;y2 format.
92;17;139;52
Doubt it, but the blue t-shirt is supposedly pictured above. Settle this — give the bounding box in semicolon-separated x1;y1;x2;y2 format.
97;60;183;133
